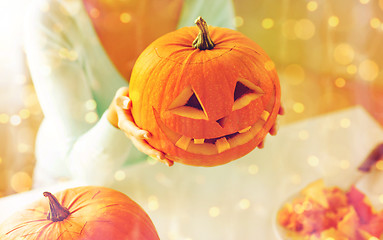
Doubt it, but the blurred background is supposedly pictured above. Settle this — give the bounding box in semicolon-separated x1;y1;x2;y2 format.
0;0;382;197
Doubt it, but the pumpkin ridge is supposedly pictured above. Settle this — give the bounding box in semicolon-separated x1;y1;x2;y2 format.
91;190;101;200
69;202;92;215
5;219;47;235
35;221;55;239
140;54;174;127
26;208;46;214
17;221;54;239
66;190;91;210
154;47;191;61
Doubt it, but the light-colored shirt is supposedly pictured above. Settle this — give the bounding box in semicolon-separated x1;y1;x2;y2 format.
24;0;235;187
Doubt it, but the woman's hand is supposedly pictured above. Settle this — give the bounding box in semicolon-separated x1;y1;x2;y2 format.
107;87;174;166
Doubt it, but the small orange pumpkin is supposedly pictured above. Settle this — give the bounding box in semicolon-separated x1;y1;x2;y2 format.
129;17;281;166
0;186;160;240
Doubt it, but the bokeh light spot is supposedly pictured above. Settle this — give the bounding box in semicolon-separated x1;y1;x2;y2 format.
0;114;9;124
293;102;305;113
359;59;379;82
114;170;126;181
234;16;244;28
120;12;132;23
262;18;274;29
376;160;383;171
370;18;381;29
360;0;370;4
307;1;318;11
239;199;251;210
368;237;379;240
328;16;339;27
10;115;22;126
248;164;259;175
347;64;358;75
264;60;275;71
340;118;351;128
11;172;32;193
339;160;350;169
85;112;98;123
19;109;31;119
209;207;220;217
148;195;159;211
298;130;309;140
333;43;354;65
334;77;346;88
307;155;319;167
85;99;97;110
90;8;100;18
294;19;315;40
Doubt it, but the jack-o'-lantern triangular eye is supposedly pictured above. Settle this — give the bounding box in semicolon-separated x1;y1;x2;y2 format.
167;86;208;120
232;78;264;111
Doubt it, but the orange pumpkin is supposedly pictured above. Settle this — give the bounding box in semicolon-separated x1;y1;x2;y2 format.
0;186;160;240
129;17;281;166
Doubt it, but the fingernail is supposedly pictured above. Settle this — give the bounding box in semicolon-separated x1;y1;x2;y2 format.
122;98;130;109
270;123;278;136
143;132;151;139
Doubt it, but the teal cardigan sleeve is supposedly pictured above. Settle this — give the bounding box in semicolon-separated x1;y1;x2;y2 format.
177;0;236;29
24;0;148;187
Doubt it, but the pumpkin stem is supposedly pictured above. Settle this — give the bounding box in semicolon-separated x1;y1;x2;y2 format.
192;16;215;50
43;192;70;222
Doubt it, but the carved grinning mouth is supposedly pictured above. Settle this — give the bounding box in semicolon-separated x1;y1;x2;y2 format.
153;109;270;155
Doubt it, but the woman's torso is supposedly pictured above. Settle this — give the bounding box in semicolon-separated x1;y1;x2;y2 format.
82;0;183;82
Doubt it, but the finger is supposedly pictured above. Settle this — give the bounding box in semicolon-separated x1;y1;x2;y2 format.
257;140;265;149
115;86;130;98
278;105;285;115
157;155;174;167
116;96;132;110
149;155;174;167
116;106;150;139
163;155;175;167
269;122;278;136
130;137;166;159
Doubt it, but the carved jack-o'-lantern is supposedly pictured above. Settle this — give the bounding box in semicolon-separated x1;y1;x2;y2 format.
129;17;281;166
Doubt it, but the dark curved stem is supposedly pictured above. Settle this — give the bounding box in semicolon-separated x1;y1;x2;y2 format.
43;192;70;222
192;16;215;50
358;143;383;172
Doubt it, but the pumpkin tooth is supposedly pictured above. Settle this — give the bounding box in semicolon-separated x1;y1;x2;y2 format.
238;126;252;133
261;110;270;121
215;137;231;153
193;138;205;144
175;135;191;150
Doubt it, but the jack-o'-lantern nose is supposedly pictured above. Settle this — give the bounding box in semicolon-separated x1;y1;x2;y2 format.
216;116;227;128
